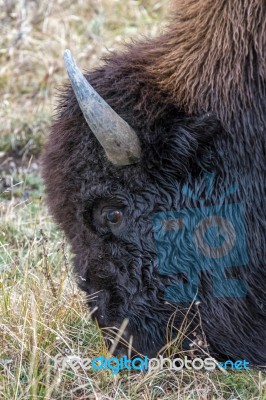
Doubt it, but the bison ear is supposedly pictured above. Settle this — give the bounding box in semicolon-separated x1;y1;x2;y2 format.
144;113;222;179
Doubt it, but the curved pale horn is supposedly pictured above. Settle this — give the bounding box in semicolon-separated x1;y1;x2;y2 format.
64;49;141;166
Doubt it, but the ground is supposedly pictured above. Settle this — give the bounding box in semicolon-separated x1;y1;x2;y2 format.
0;0;265;399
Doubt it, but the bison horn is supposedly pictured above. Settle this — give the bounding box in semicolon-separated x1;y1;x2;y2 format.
63;49;141;166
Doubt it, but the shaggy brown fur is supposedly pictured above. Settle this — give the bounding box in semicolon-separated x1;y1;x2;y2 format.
130;0;266;133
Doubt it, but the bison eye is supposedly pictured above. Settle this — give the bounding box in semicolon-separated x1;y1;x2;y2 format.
90;201;125;235
105;210;123;224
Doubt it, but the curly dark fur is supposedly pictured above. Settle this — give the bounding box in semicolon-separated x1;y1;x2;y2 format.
42;0;266;365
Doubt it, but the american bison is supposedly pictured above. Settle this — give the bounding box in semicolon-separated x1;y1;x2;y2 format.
42;0;266;365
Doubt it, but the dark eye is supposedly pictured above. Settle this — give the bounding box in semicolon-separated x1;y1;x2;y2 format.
89;200;126;236
105;210;123;224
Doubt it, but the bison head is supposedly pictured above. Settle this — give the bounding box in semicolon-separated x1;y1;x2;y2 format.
41;49;225;358
42;45;266;365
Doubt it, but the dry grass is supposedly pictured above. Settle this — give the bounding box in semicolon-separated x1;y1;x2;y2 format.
0;0;166;157
0;0;266;399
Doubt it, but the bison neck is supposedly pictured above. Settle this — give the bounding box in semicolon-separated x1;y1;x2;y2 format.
143;0;265;137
